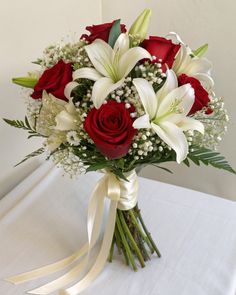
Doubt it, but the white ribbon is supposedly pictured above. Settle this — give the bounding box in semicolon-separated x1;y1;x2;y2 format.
6;169;138;295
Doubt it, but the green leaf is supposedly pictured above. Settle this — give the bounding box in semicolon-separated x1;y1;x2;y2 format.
151;164;173;174
193;43;208;58
3;117;44;139
3;118;28;130
188;146;236;174
3;116;33;131
86;162;111;172
24;116;32;129
32;59;42;65
183;158;190;167
108;19;121;48
15;147;45;167
12;77;38;88
112;169;128;181
117;158;125;169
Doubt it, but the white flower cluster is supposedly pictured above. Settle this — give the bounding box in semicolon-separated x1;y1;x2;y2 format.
20;88;42;127
192;95;228;150
36;41;89;68
128;129;171;161
51;147;86;177
134;61;166;85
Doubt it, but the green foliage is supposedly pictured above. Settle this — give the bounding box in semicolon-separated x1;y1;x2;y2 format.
71;143;129;180
72;80;94;104
3;117;43;139
12;77;38;89
108;19;122;48
32;59;43;65
15;147;45;167
187;146;236;174
151;164;173;174
193;43;208;58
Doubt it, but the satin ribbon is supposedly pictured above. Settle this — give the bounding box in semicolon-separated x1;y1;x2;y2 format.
6;169;138;295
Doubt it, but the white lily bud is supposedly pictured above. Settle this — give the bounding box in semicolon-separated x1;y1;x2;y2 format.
129;8;152;43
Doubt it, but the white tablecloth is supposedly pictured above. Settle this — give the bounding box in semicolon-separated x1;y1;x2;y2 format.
0;162;236;295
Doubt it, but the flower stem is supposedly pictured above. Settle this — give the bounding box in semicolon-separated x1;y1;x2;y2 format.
108;237;115;262
116;212;138;271
114;225;122;255
109;205;161;271
129;209;154;254
118;210;145;268
134;206;161;257
115;225;129;265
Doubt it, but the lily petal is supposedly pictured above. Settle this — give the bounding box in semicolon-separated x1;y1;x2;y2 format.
36;91;66;136
73;68;102;81
65;98;77;114
151;121;188;163
133;114;151;129
119;47;151;78
178;117;204;134
64;81;79;99
173;45;191;75
133;78;157;119
54;110;77;131
113;33;129;60
47;137;62;152
193;73;214;91
166;32;184;45
177;85;195;116
85;39;113;78
157;84;194;118
47;133;65;152
185;57;212;76
156;69;178;104
92;77;124;109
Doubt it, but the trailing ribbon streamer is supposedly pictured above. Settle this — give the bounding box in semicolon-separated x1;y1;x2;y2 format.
6;169;138;295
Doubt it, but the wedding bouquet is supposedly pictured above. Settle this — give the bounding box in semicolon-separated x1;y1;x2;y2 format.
4;8;235;295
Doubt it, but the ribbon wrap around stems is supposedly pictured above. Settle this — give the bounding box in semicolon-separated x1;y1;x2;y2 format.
6;169;138;295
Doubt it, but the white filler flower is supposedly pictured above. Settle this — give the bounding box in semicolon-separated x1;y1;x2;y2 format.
133;70;204;163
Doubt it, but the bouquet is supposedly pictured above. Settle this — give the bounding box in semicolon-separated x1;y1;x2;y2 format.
4;8;235;295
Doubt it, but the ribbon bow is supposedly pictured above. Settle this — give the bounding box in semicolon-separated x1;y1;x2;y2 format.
6;170;138;295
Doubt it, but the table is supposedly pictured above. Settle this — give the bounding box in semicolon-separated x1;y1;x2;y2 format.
0;162;236;295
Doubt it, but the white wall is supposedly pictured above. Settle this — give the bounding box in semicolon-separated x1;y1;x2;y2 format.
0;0;102;198
0;0;235;200
101;0;236;200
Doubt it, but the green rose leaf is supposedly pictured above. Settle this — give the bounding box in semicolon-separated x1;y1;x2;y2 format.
108;19;122;48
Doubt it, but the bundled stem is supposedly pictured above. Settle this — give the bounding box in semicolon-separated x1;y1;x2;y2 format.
108;204;161;270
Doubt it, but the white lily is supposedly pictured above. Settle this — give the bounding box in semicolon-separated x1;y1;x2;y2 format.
133;70;204;163
36;91;78;151
166;32;214;91
69;33;151;108
36;91;66;136
54;99;79;131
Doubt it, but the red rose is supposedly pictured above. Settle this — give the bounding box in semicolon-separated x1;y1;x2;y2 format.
31;60;72;101
80;20;126;43
141;36;180;72
84;100;136;159
178;74;212;115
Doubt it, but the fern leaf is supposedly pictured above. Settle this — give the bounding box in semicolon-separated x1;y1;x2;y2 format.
3;118;27;130
188;146;236;174
3;117;45;139
15;148;45;167
151;164;173;174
